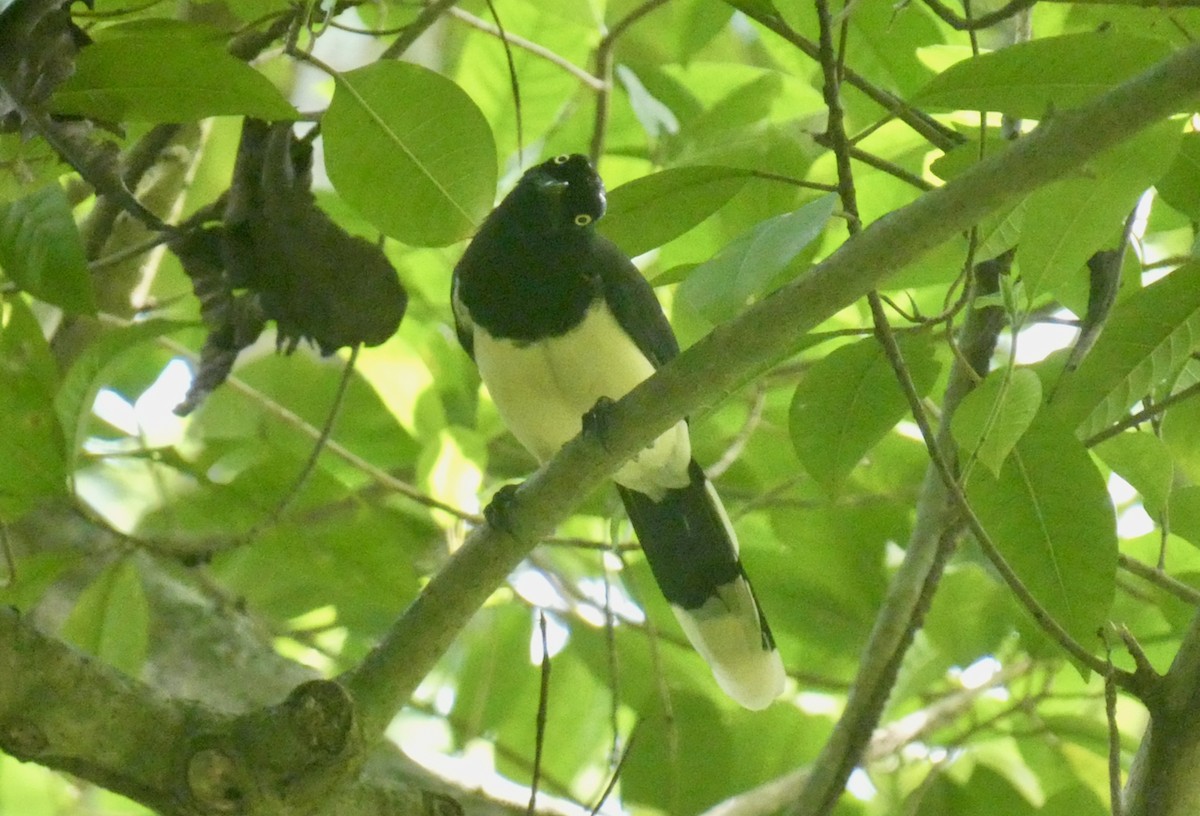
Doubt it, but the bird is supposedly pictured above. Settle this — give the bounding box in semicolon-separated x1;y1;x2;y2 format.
451;153;785;710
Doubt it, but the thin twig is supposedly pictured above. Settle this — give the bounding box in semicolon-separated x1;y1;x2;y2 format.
1085;380;1200;446
380;0;460;60
920;0;1038;31
483;0;523;163
527;611;552;816
448;7;606;91
738;6;961;151
705;383;767;480
246;345;361;538
588;722;639;816
151;333;482;523
1119;554;1200;607
589;0;671;162
1105;637;1124;816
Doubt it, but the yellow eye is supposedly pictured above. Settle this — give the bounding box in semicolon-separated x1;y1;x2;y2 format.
574;213;593;226
553;155;570;165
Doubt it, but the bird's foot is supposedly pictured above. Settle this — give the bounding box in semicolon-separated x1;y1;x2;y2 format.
582;396;618;451
484;483;521;536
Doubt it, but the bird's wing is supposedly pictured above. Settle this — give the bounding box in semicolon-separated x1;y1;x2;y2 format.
450;271;476;360
593;236;680;369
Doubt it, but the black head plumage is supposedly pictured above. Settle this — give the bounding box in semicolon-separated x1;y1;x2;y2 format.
501;153;607;237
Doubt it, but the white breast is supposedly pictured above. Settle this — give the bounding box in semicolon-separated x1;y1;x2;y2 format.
472;301;691;498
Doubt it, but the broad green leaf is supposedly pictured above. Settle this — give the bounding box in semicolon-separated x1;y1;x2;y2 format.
1168;486;1200;550
0;184;94;314
324;61;497;248
1051;262;1200;440
966;413;1117;649
493;641;610;790
923;565;1017;666
952;367;1042;477
913;31;1174;118
0;299;67;521
53;319;190;470
61;558;150;677
1156;132;1200;219
1094;431;1174;516
599;166;752;257
0;135;60;200
449;605;539;739
50;36;296;122
1017;121;1180;305
616;64;680;140
679;194;836;323
790;334;941;495
1041;786;1108;816
0;551;79;611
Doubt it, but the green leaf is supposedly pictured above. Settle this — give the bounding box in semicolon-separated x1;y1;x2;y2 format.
50;36;296;122
1017;121;1180;305
0;299;67;521
1168;485;1200;550
324;61;497;247
966;413;1117;649
790;334;941;495
599;166;752;257
0;551;79;611
913;31;1174;118
54;319;190;470
61;558;150;677
953;367;1042;477
1094;431;1174;516
0;184;94;314
1156;131;1200;219
449;605;539;739
679;194;836;323
1051;262;1200;439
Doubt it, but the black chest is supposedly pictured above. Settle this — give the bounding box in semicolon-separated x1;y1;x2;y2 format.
454;227;604;344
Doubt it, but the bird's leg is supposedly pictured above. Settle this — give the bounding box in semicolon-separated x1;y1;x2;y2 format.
582;395;619;451
483;483;521;536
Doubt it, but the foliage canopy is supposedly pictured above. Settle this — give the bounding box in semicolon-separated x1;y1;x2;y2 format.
2;0;1200;814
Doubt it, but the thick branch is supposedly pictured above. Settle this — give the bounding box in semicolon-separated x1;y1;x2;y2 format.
342;44;1200;741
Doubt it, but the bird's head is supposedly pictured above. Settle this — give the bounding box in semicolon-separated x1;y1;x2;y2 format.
509;153;607;237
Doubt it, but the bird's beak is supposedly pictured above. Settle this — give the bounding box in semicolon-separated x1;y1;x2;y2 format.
536;177;569;196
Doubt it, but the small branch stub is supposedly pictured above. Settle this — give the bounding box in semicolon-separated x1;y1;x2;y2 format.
285;679;354;756
186;746;246;814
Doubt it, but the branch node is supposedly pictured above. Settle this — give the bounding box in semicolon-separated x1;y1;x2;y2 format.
285;679;355;756
187;746;246;814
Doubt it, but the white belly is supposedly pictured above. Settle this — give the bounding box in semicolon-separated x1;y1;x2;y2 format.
473;302;691;498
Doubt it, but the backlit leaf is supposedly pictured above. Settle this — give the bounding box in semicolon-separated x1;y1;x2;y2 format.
600;165;751;257
0;298;67;521
61;558;150;677
1017;121;1180;305
50;36;296;121
1094;431;1174;516
790;334;941;495
54;319;190;470
1051;262;1200;440
914;31;1174;118
680;194;835;322
952;366;1042;476
0;184;94;314
966;413;1117;648
324;61;497;247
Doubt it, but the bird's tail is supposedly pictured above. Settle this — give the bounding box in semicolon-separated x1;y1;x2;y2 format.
617;461;785;710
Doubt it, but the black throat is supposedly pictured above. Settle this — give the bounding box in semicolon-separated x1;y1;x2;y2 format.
455;205;602;344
